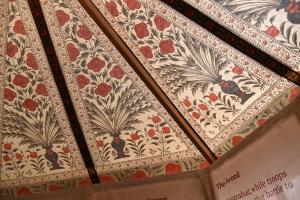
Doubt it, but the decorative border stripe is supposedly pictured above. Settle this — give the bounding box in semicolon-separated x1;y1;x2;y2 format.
160;0;300;86
27;0;100;184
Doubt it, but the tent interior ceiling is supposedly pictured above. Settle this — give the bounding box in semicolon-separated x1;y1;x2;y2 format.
0;0;299;197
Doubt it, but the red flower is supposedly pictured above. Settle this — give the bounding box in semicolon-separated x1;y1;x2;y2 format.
13;74;29;88
198;103;208;111
3;155;10;162
87;57;105;72
165;163;182;176
6;42;18;57
289;87;300;102
63;146;69;154
123;0;141;10
130;133;140;141
105;1;119;17
199;161;209;169
56;10;70;26
25;53;38;70
30;152;38;158
79;178;92;186
232;66;243;75
99;175;115;183
4;88;16;101
140;46;153;59
77;25;92;40
15;153;22;160
22;99;39;111
131;170;148;179
159;39;175;54
13;19;26;35
134;22;149;39
95;83;112;97
3;143;11;150
154;15;170;31
147;129;155;137
151;115;161;124
209;93;218;102
192;112;200;119
265;26;280;38
162;127;170;134
257;118;266;127
231;136;243;146
76;74;90;89
287;2;299;14
35;83;48;96
16;187;32;196
97;140;104;147
110;65;124;79
67;43;80;62
183;98;191;107
48;184;61;191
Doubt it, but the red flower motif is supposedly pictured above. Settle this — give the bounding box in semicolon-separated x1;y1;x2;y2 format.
231;136;243;146
87;57;105;72
56;10;70;26
159;39;175;54
147;129;155;137
289;87;300;102
6;42;18;57
95;83;112;97
183;98;191;107
16;187;32;196
198;103;208;111
209;93;218;102
162;127;170;134
76;74;90;89
22;99;39;112
265;26;280;38
13;19;26;35
4;88;16;101
99;175;115;183
48;184;61;191
79;178;92;186
140;46;153;59
12;74;29;88
199;161;209;169
67;43;80;62
257;118;266;127
97;140;104;147
123;0;141;10
30;152;37;158
154;15;170;31
287;2;299;14
134;22;149;39
15;153;22;160
151;115;161;124
232;66;243;75
25;53;38;70
63;146;69;154
192;112;200;119
77;25;92;40
131;170;148;179
3;155;10;162
130;133;140;141
3;143;11;150
35;83;48;96
165;163;182;176
110;65;124;79
105;1;119;17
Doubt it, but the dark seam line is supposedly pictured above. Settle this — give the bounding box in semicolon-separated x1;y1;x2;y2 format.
27;0;100;184
160;0;300;86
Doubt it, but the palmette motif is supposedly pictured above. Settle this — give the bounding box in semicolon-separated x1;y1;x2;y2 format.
41;0;205;176
92;0;294;151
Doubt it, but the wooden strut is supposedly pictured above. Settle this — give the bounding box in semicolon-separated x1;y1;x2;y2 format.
78;0;217;163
